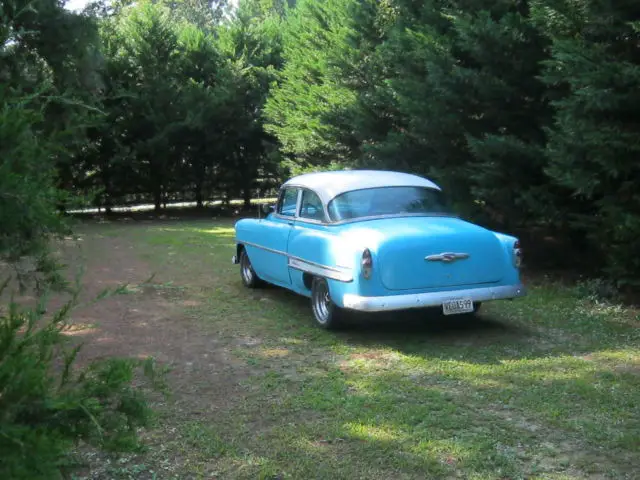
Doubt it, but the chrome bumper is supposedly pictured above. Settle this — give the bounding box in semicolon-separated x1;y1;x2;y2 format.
342;284;526;312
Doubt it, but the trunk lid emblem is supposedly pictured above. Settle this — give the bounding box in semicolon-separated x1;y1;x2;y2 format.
425;252;470;263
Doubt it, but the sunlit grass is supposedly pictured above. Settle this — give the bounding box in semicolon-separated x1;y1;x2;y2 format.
74;220;640;479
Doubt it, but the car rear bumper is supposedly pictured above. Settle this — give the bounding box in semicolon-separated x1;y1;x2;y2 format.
341;284;526;312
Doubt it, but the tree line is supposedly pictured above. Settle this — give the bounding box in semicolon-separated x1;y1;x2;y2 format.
2;0;640;283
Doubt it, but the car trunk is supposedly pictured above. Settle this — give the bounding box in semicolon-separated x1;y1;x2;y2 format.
343;217;506;290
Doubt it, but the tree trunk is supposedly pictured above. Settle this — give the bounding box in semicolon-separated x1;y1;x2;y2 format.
243;187;251;209
154;186;162;213
195;181;204;209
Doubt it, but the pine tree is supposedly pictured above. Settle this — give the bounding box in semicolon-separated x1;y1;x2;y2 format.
217;0;286;206
369;0;551;224
263;0;359;169
533;0;640;284
1;0;99;278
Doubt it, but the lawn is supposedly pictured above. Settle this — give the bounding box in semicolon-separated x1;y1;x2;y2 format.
60;218;639;480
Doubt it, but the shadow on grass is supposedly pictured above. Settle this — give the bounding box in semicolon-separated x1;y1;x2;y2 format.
65;220;639;479
232;288;640;478
261;284;521;337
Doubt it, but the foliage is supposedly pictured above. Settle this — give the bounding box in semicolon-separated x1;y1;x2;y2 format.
264;0;361;165
1;5;162;478
70;0;285;211
263;0;640;283
389;1;551;226
3;0;640;281
0;282;164;479
532;0;640;285
0;0;99;288
0;93;68;262
216;0;287;205
572;277;622;304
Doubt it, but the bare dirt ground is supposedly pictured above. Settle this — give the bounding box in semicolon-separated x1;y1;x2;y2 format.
59;229;250;417
0;222;256;479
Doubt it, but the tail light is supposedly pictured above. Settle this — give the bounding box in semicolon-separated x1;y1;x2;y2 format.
362;248;373;279
513;240;522;268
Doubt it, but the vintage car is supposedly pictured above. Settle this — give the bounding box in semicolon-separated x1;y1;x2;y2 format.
232;170;526;329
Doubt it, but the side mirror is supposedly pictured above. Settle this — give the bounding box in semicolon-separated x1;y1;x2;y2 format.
261;204;275;215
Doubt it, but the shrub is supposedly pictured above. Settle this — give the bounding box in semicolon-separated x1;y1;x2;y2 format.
0;281;165;479
572;277;621;305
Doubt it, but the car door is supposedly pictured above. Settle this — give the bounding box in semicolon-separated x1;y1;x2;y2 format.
248;186;299;285
287;188;335;291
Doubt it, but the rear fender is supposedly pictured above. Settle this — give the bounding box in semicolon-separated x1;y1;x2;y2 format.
287;223;358;293
492;231;522;284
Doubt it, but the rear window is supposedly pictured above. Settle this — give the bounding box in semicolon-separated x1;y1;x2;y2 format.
327;186;450;222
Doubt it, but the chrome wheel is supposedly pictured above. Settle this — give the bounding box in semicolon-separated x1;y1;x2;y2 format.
311;277;343;329
312;279;331;325
239;250;261;288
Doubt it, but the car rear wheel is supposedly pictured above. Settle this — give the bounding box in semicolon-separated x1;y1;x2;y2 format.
311;277;343;329
239;249;262;288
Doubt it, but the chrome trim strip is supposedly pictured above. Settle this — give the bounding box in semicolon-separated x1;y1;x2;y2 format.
342;284;527;312
240;240;287;257
288;258;353;283
294;217;326;226
288;254;344;273
271;213;296;222
330;213;458;226
238;241;353;282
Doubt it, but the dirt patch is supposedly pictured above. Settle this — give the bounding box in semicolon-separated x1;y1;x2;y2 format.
53;232;251;414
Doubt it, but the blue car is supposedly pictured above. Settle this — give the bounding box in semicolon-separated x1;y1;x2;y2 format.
232;170;526;329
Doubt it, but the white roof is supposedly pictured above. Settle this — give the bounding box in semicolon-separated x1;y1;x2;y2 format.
283;170;441;204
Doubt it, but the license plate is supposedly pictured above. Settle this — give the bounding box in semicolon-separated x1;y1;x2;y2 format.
442;298;474;315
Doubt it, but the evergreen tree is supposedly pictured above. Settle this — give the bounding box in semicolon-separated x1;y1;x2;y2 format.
366;0;551;224
218;0;287;204
264;0;360;169
533;0;640;283
1;0;100;278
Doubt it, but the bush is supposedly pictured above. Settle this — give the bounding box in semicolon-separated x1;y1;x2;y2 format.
0;281;165;479
0;90;74;293
572;277;621;305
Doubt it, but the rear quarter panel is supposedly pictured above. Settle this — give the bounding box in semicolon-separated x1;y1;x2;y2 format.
286;222;359;297
286;222;395;306
491;231;521;285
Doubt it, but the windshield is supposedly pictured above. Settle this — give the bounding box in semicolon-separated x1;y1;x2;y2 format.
327;186;451;222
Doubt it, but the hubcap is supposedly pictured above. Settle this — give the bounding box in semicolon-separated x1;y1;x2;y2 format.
313;281;331;324
241;254;253;284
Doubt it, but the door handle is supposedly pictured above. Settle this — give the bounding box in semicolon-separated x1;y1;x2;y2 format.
287;221;294;226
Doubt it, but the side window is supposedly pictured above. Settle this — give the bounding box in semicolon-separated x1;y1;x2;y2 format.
299;190;325;221
277;188;299;217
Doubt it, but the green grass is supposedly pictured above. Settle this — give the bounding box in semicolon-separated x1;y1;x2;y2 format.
74;219;640;479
